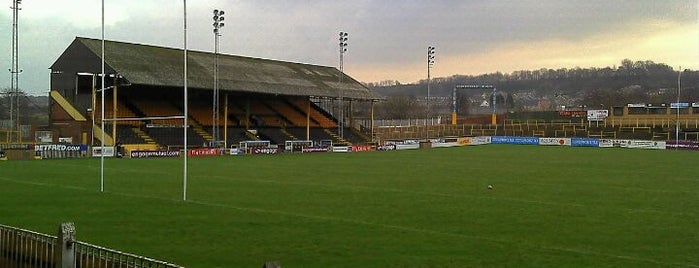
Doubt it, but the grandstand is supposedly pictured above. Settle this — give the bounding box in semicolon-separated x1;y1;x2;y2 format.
48;37;382;149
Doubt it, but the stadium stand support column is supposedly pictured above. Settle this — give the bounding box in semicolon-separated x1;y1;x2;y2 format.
349;100;354;129
245;97;251;129
371;100;375;143
224;93;228;148
112;77;118;145
307;99;311;140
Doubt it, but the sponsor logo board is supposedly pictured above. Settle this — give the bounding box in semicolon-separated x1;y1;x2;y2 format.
666;141;699;150
599;139;632;148
587;110;609;121
471;136;492;145
188;148;219;157
92;146;115;157
492;136;539;145
670;102;690;108
377;144;396;151
351;145;374;152
131;150;181;158
539;138;571;146
457;137;472;145
1;144;31;150
571;138;599;147
394;144;420;150
250;148;280;155
431;142;460;148
628;140;666;150
332;146;351;153
559;110;587;117
36;144;87;152
301;147;330;153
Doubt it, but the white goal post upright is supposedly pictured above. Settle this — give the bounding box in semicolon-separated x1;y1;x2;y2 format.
98;0;190;201
183;0;189;201
100;0;105;193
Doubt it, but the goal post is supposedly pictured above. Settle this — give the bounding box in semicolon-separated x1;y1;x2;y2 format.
284;140;313;152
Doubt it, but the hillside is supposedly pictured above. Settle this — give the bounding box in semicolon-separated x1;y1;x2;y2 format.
0;95;49;126
368;60;698;116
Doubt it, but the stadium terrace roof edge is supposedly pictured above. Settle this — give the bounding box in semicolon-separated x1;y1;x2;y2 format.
50;37;383;101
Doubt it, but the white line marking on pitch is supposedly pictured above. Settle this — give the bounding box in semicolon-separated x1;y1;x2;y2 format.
186;198;699;268
1;176;696;268
0;173;693;218
203;174;697;217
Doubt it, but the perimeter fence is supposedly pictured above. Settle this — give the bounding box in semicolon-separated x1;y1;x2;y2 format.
0;223;185;268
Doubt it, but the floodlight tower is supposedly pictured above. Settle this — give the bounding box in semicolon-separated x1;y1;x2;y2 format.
212;9;225;146
9;0;23;135
338;31;348;139
427;46;435;119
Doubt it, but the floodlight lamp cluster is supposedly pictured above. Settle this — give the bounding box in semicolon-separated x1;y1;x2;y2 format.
339;31;348;53
428;46;436;67
213;9;225;34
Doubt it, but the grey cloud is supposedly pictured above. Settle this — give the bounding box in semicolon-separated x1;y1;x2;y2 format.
0;0;695;94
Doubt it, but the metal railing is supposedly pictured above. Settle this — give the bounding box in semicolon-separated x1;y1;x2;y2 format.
373;119;699;142
1;223;185;268
605;117;699;128
0;224;56;268
75;241;183;268
360;118;443;127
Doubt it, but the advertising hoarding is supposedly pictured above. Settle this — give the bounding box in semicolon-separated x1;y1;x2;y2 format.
539;138;571;146
92;146;115;157
188;148;219;157
491;136;539;145
666;141;699;150
586;110;609;121
131;150;181;158
571;138;599;147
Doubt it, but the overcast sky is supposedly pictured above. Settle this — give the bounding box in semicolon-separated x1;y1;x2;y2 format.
1;0;697;95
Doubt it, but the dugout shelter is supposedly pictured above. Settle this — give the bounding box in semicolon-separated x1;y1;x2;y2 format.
48;37;382;150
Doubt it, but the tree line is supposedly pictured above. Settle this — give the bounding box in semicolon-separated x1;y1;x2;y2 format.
366;59;698;119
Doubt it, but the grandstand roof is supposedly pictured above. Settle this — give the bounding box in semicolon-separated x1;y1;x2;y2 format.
50;37;382;100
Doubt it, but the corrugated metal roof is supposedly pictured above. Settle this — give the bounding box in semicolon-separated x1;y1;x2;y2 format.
73;37;382;100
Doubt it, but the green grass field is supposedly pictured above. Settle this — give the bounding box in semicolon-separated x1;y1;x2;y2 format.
1;146;698;267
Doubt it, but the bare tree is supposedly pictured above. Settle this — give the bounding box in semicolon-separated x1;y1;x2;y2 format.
0;87;11;119
376;94;424;119
455;90;471;116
